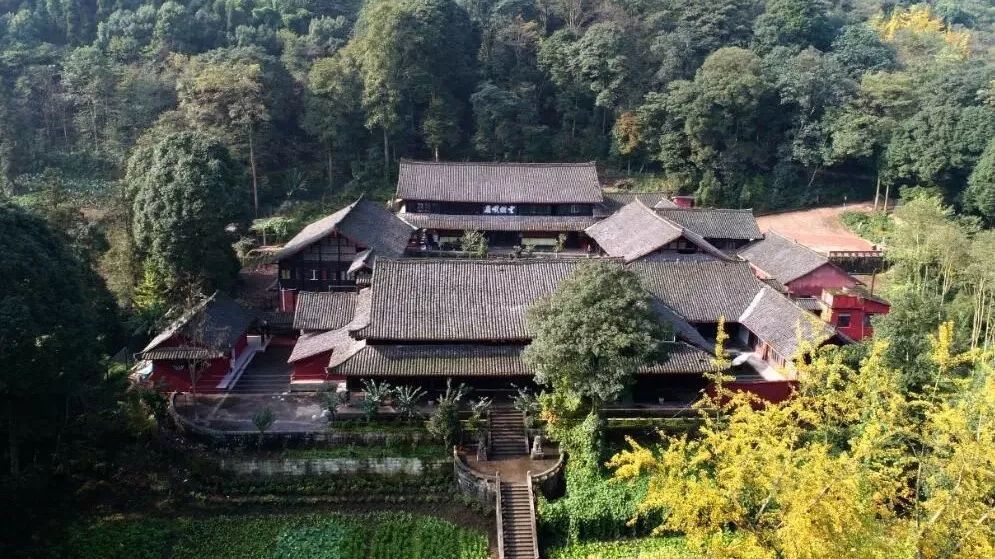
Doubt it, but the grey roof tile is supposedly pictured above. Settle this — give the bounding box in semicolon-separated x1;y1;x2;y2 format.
655;208;762;241
587;201;732;262
631;260;763;323
739;287;835;359
356;259;582;342
601;192;676;213
333;341;723;377
274;198;414;262
396;160;603;204
400;213;599;232
334;344;532;377
737;231;833;284
293;291;358;331
141;292;256;357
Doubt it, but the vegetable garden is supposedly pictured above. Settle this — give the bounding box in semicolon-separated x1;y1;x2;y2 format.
49;512;488;559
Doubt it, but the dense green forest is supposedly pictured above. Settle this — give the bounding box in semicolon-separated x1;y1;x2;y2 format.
1;0;993;214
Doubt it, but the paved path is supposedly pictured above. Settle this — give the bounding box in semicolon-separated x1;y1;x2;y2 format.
174;393;326;432
757;203;877;254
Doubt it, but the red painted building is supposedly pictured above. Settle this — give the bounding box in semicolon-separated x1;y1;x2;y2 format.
137;293;258;393
286;291;365;389
819;288;891;341
738;231;859;298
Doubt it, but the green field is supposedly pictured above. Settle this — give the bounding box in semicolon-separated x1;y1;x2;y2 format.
547;536;690;559
50;512;488;559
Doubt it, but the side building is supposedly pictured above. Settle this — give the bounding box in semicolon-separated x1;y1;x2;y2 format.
135;293;261;393
272;197;414;312
737;231;889;340
395;160;603;252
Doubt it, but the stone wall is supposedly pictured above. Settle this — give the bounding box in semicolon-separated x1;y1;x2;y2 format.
219;456;449;476
453;448;497;509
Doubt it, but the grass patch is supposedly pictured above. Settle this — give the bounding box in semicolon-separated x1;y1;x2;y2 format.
283;444;447;460
839;210;892;245
547;536;690;558
50;512;488;559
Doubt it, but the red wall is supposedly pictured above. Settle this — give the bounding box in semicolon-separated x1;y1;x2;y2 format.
146;333;250;393
280;288;298;312
707;380;798;405
825;292;890;341
291;352;331;383
787;263;858;298
150;357;230;393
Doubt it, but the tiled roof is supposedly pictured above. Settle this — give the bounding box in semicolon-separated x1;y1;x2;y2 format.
293;291;358;331
273;198;414;261
333;341;723;377
641;343;725;374
634;260;834;359
739;287;835;359
288;328;355;363
334;344;532;377
631;260;765;322
400;212;598;232
141;347;224;361
601;192;676;213
737;231;832;284
261;311;294;328
356;259;583;342
396;160;603;204
588;201;732;263
287;290;370;363
655;208;761;241
140;292;255;357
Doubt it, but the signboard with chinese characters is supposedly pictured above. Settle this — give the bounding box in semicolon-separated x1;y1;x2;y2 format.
482;204;517;215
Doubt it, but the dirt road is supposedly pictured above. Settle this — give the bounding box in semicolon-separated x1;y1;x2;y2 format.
756;203;877;254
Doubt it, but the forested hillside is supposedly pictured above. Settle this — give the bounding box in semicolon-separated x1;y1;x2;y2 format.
1;1;993;215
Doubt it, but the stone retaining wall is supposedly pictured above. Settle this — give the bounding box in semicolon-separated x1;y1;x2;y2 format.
219;456;449;476
453;447;498;508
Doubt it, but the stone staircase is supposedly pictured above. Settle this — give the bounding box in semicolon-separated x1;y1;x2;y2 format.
499;482;539;559
490;408;528;459
230;346;292;394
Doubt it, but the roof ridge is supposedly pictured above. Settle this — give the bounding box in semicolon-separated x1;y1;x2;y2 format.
375;257;607;266
635;198;684;232
657;207;755;213
633;200;733;262
399;159;597;168
766;230;829;262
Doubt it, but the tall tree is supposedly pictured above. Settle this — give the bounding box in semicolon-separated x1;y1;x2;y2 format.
177;49;272;216
0;200;116;475
965;139;995;223
127;131;247;294
523;260;666;409
303;51;365;189
352;0;476;177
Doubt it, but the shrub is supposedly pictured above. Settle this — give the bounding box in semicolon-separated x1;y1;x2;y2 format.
538;464;662;548
547;536;690;559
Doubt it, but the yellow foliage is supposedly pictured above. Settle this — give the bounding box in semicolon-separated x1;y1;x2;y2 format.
609;326;995;558
871;5;971;60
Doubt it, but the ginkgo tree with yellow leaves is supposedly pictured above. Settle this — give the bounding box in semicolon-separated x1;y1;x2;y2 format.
608;322;995;559
871;4;972;61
